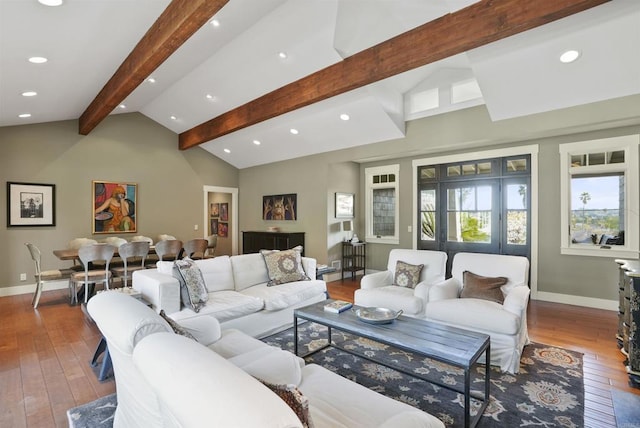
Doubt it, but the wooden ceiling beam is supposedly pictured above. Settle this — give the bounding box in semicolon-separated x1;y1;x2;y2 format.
78;0;228;135
179;0;608;150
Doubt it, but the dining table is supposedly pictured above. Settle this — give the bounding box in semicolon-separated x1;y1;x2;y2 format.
53;245;157;261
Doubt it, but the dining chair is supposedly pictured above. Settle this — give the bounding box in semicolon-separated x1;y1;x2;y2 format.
25;243;74;309
183;238;208;259
206;234;217;258
155;239;183;261
69;244;116;304
111;241;150;287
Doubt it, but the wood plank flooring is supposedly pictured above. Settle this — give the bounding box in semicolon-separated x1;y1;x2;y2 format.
1;279;638;427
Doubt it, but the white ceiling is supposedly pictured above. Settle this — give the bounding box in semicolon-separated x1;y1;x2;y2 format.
1;0;639;169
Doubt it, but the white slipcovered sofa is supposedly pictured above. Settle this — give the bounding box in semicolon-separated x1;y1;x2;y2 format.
424;252;531;373
87;291;444;428
132;252;327;338
354;249;447;317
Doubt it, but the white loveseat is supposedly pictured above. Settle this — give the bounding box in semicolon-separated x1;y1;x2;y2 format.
132;252;327;338
88;291;445;428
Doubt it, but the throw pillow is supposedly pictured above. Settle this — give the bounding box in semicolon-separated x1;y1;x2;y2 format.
259;380;314;428
261;246;309;286
173;258;209;312
159;310;196;340
393;260;424;288
460;270;508;304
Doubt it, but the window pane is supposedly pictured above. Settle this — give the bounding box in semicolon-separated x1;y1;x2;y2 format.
571;155;586;167
420;190;436;240
507;184;527;210
588;152;605;165
420;167;436;180
373;188;396;237
447;165;461;176
477;162;492;174
610;150;624;164
446;185;491;243
507;211;527;245
506;158;527;172
570;174;624;244
462;164;476;175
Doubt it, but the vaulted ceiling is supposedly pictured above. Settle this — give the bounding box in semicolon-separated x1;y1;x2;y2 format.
1;0;639;168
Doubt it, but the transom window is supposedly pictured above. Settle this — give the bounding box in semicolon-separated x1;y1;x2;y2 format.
365;165;399;244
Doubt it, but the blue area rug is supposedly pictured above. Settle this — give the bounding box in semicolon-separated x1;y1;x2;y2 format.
263;323;585;428
611;388;640;428
66;393;117;428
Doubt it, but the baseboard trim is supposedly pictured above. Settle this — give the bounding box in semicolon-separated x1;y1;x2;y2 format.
533;291;617;311
0;280;68;297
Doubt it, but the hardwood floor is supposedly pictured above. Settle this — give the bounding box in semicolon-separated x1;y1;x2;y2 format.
1;279;638;427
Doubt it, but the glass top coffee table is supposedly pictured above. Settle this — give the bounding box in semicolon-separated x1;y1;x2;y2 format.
294;300;490;428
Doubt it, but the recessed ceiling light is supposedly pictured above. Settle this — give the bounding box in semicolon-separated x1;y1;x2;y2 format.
205;94;216;101
560;50;581;63
22;91;37;97
289;128;298;135
223;148;231;154
28;56;47;64
340;113;350;121
170;115;177;120
119;104;126;109
18;113;32;118
147;77;156;83
253;140;261;145
278;52;288;59
38;0;63;6
210;19;220;27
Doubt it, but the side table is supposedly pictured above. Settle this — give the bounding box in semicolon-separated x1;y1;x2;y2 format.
341;241;366;281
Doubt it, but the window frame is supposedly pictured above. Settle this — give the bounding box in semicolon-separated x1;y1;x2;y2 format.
559;135;639;258
365;164;400;244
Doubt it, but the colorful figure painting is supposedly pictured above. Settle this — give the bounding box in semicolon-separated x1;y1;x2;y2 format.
93;181;137;234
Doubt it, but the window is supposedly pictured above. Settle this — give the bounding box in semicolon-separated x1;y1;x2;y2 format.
559;135;639;258
365;165;399;244
417;156;530;258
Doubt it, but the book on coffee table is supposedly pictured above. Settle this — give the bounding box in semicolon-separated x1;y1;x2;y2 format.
324;300;353;313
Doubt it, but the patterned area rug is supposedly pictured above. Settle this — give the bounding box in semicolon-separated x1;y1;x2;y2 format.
263;323;585;428
66;393;117;428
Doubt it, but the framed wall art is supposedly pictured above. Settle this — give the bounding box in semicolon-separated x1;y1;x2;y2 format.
263;193;297;220
6;182;56;227
220;202;229;222
335;192;354;218
218;222;228;238
93;181;137;234
210;203;220;218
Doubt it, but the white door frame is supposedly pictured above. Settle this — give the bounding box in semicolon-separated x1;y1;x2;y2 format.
203;185;239;255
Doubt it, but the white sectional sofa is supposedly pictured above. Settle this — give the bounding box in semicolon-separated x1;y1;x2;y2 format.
87;291;444;428
132;252;327;338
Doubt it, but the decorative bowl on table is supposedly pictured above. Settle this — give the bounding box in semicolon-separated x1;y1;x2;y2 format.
353;307;403;324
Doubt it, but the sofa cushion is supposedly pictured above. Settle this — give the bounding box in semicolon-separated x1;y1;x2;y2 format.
170;290;263;323
230;348;303;386
194;256;235;292
158;310;195;340
241;280;326;311
230;253;271;291
260;381;314;428
261;246;309;286
460;270;507;304
174;258;209;312
393;260;424;289
426;298;520;335
352;286;423;316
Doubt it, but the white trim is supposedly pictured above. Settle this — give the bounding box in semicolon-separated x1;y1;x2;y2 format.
203;186;239;255
365;164;400;244
0;280;68;297
412;144;539;297
534;291;617;312
559;135;640;259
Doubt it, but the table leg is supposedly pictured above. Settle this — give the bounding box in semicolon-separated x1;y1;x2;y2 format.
464;367;471;428
294;315;299;356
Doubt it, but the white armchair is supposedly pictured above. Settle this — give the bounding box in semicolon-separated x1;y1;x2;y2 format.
425;252;530;373
354;249;447;317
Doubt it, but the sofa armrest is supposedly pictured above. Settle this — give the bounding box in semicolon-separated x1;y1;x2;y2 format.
132;269;181;315
503;284;531;317
426;278;460;301
360;271;393;290
301;257;317;279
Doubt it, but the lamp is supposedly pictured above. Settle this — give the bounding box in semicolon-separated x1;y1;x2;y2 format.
342;220;353;241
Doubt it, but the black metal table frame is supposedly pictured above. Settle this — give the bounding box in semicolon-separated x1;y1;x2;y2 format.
294;310;490;428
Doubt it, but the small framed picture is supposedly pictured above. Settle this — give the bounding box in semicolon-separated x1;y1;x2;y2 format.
335;192;354;218
218;222;228;238
6;182;56;227
210;203;220;218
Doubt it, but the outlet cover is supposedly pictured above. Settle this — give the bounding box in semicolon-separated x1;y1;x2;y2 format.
331;260;341;270
20;273;27;281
